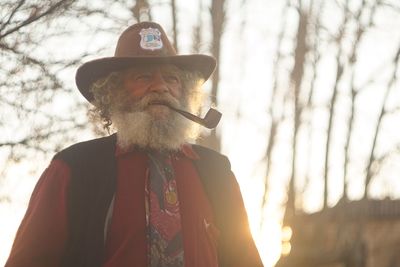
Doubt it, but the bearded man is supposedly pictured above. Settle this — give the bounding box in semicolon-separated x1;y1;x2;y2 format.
6;22;263;267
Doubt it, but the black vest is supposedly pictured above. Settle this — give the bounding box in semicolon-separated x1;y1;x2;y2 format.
54;134;260;267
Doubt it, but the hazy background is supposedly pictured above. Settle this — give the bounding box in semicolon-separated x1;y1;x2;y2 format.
1;0;400;266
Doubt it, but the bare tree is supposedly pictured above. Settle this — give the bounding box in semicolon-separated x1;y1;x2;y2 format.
191;0;204;54
343;0;378;200
364;45;400;198
132;0;152;22
322;0;349;208
1;0;81;156
288;2;309;213
263;0;400;221
261;0;292;218
170;0;178;52
0;0;135;198
197;0;226;151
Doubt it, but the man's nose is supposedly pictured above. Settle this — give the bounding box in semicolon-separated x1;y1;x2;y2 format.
149;72;168;93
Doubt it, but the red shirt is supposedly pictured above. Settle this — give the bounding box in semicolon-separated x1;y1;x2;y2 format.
6;145;261;267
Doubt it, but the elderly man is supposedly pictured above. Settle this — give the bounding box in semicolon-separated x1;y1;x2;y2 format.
6;22;263;267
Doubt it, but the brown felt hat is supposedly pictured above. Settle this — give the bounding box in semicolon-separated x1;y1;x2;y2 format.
75;21;217;103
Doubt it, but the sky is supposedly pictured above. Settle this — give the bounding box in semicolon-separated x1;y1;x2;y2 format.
1;0;400;266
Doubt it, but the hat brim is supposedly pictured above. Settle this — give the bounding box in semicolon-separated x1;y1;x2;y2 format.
75;54;216;103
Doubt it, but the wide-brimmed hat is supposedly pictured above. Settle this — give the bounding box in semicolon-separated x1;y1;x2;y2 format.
76;21;217;103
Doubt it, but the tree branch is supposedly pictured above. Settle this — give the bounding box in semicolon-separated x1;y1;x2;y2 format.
0;0;73;40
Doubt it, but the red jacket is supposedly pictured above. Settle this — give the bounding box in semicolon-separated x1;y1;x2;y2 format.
6;135;263;267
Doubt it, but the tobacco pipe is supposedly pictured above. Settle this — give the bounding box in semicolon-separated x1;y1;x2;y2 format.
168;106;222;129
152;102;221;129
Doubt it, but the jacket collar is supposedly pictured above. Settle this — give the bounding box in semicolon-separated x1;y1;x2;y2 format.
115;143;199;160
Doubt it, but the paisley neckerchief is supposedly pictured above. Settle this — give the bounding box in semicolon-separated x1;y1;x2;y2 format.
145;151;184;267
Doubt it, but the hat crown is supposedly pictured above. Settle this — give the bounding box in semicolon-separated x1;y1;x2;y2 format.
76;21;216;103
115;22;176;58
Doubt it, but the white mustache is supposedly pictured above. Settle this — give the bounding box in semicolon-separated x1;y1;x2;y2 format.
123;93;181;112
143;94;180;109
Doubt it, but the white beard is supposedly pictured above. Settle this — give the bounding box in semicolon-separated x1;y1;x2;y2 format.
111;105;200;151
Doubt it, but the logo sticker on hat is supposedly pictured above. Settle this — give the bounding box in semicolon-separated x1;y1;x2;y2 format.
139;28;163;51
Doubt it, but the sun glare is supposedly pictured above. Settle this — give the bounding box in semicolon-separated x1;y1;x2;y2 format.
281;226;292;242
243;188;284;267
281;242;291;256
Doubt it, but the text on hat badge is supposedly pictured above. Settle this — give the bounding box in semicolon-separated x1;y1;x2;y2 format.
139;27;163;51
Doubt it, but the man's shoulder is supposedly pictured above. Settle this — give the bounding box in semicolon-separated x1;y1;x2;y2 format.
191;144;231;172
190;144;227;159
54;134;117;164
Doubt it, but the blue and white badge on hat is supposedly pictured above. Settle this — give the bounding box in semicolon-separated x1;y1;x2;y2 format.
139;27;163;51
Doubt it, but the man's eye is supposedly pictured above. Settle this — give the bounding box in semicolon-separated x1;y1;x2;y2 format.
135;74;151;81
164;75;179;83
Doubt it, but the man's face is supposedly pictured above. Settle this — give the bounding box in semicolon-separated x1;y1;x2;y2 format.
108;63;198;150
121;64;183;119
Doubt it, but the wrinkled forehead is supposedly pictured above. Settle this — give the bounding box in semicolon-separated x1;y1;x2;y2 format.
124;63;183;75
